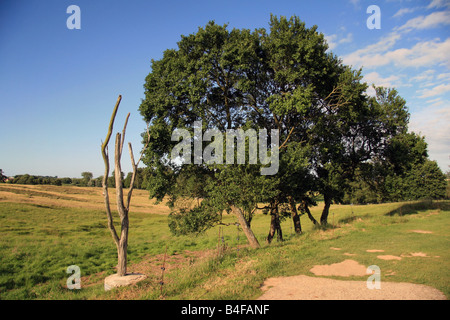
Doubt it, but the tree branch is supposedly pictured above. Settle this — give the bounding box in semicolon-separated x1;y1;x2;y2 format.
101;95;122;247
126;123;151;211
279;126;295;150
120;113;130;158
115;132;126;219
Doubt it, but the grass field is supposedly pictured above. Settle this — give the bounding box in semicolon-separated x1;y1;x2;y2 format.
0;184;448;300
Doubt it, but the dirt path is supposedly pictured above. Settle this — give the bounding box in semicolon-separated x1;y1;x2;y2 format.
258;274;446;300
258;259;446;300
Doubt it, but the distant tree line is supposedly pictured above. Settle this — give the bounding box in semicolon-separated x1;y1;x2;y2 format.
3;168;149;190
6;174;65;186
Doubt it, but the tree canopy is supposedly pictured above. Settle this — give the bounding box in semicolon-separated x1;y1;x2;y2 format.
139;15;447;245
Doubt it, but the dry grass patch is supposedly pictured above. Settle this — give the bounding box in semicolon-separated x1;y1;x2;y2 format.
0;184;171;214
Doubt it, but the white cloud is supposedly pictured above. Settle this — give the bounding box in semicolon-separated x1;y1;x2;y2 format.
391;38;450;68
324;34;338;50
426;97;444;107
339;33;353;44
427;0;450;9
397;11;450;31
409;104;450;171
424;81;438;87
419;83;450;98
437;72;450;80
343;37;450;69
363;71;402;96
325;33;353;51
344;8;450;69
393;7;417;18
342;32;401;67
364;71;400;87
410;69;435;82
362;32;401;54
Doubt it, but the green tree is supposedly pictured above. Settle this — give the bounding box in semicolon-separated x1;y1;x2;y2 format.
257;15;343;228
258;16;410;226
403;160;446;200
348;130;446;203
61;177;72;185
123;172;133;189
81;172;93;186
107;171;124;188
123;168;147;189
140;20;271;248
139;15;419;243
382;133;445;201
446;170;450;199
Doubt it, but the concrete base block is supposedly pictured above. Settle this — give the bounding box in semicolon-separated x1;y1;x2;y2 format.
104;273;147;291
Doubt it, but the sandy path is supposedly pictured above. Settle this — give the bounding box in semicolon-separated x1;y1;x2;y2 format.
258;259;446;300
258;275;446;300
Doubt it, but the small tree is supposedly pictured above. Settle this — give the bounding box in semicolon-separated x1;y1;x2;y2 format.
80;172;93;186
101;95;149;276
81;171;93;182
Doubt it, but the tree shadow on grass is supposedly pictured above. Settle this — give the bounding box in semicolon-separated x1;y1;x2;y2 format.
338;215;360;224
385;200;450;216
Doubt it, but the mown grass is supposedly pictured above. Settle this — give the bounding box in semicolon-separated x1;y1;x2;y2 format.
0;200;227;299
0;185;448;300
153;201;450;300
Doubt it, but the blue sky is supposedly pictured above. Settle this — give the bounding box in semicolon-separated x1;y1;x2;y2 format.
0;0;449;178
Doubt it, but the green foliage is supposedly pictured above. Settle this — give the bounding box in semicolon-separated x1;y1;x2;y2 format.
12;174;63;186
168;205;220;236
140;20;273;235
402;160;446;200
386;132;428;175
446;178;450;199
9;171;149;189
206;165;279;215
351;131;447;203
139;15;350;233
81;172;93;182
140;14;444;233
123;168;148;189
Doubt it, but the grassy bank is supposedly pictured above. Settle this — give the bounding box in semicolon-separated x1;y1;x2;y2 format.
150;200;449;300
0;184;448;299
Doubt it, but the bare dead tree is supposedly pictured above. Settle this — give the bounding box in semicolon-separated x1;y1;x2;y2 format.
101;95;150;276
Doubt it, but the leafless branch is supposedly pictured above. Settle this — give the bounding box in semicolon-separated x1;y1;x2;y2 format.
101;95;122;247
126;123;151;211
120;113;130;158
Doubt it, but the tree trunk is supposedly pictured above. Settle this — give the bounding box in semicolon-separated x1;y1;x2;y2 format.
114;133;129;276
267;201;283;244
299;200;319;226
320;193;332;225
288;196;302;234
267;214;276;244
101;95;150;279
117;247;127;276
115;208;129;276
231;205;260;249
117;233;128;276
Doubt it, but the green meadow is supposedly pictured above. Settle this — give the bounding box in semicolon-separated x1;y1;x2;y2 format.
0;184;448;299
